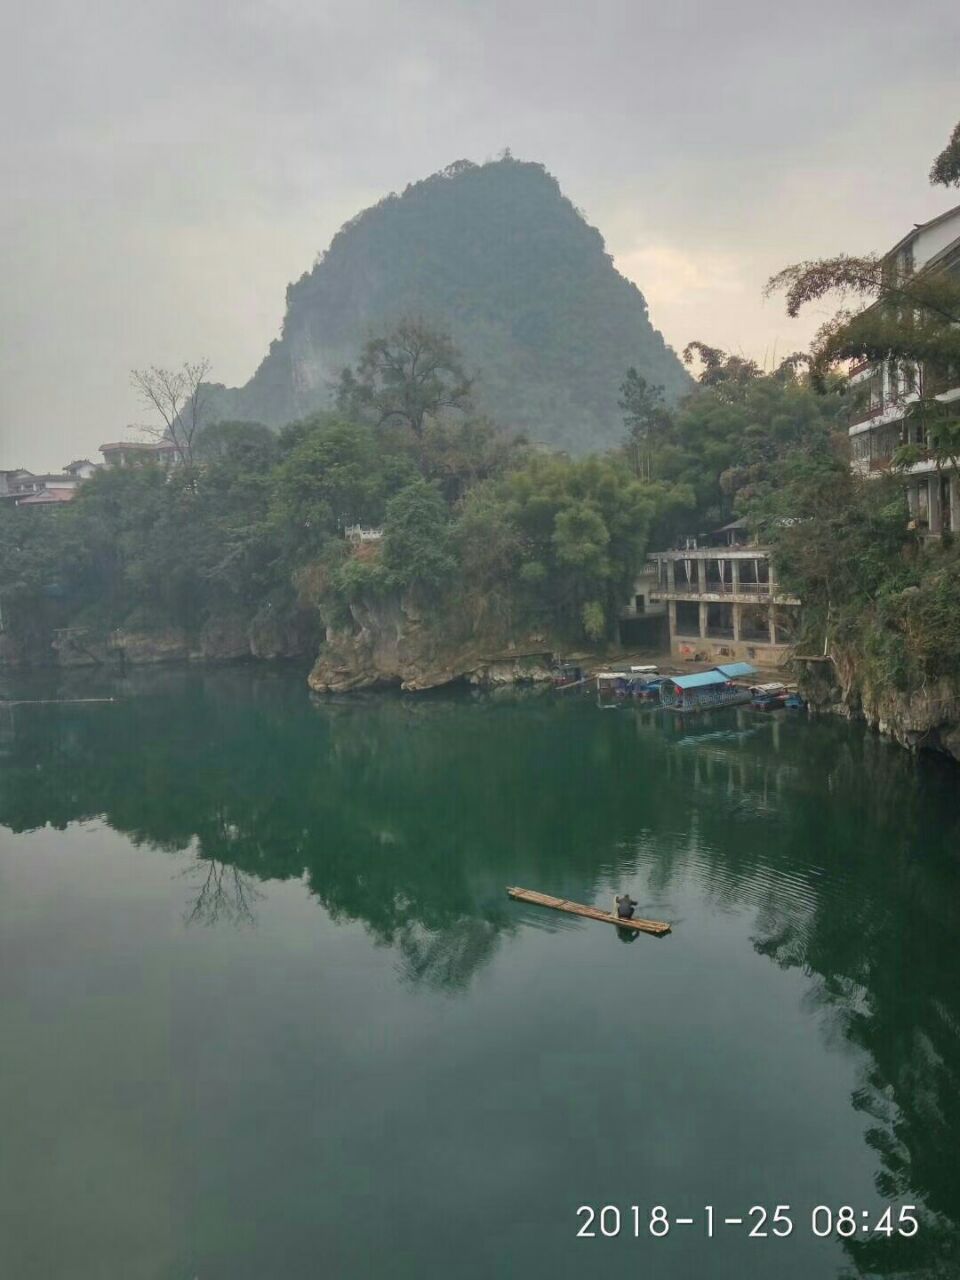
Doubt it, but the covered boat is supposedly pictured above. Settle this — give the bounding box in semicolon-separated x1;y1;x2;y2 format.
660;663;756;712
750;682;788;710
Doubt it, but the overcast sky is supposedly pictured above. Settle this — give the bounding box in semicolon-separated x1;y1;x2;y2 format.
2;0;958;470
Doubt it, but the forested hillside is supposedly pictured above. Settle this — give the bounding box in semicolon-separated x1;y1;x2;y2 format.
206;156;690;452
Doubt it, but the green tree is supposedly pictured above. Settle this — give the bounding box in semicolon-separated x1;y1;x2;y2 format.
643;347;841;536
336;320;474;445
270;418;399;559
380;481;457;595
930;117;960;188
618;367;669;445
499;453;662;640
766;120;960;478
195;420;276;464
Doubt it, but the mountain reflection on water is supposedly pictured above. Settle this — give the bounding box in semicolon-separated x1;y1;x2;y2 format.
2;666;960;1277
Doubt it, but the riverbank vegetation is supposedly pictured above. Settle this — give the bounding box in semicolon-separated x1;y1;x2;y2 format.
4;119;958;694
756;115;960;699
0;321;847;664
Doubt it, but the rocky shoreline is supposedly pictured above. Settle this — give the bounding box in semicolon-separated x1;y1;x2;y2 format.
0;609;316;670
6;609;958;766
799;650;960;765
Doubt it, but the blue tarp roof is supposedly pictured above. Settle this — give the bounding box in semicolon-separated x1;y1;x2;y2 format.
668;662;757;691
669;670;729;690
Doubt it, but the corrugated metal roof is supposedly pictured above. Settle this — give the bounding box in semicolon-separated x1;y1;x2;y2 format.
715;662;757;678
669;671;729;690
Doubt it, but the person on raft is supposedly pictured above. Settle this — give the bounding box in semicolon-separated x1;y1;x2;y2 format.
615;894;637;920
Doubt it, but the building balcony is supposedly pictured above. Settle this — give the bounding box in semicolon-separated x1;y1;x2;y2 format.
650;587;800;606
653;583;767;599
849;401;887;427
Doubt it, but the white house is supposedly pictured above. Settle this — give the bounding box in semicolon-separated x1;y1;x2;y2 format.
848;202;960;534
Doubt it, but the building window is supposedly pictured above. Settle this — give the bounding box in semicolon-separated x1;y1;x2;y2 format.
675;601;700;636
851;433;871;463
706;603;734;639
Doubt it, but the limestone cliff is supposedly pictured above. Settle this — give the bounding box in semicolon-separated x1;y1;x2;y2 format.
801;648;960;763
204;157;690;454
307;593;555;693
4;608;317;669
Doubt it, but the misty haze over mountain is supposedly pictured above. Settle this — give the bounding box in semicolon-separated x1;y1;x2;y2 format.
206;157;690;453
2;0;957;468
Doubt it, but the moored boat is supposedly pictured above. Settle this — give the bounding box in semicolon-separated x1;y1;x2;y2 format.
750;682;788;710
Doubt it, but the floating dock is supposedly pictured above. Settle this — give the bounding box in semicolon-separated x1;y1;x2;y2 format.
506;886;671;936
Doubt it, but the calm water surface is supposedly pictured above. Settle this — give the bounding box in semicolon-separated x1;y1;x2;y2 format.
1;667;959;1280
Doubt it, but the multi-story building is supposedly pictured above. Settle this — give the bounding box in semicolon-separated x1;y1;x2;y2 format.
2;459;102;507
99;440;178;468
3;440;179;509
1;470;82;506
64;459;99;480
0;469;40;500
618;562;669;647
848;202;960;533
647;523;800;666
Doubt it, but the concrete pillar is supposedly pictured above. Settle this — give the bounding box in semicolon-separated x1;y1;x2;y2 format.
951;474;960;534
767;557;776;598
668;601;677;649
667;559;676;591
768;604;777;646
929;475;942;534
731;559;740;593
732;601;741;642
699;601;708;639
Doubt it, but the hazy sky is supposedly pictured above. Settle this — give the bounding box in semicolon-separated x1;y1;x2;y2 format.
2;0;958;470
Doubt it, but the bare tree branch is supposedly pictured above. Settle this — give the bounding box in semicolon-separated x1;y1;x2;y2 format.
130;358;212;466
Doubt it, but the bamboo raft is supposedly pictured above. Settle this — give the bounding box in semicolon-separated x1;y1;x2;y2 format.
506;887;671;936
0;698;117;707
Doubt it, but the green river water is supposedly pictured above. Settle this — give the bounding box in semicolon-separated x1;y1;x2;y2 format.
1;667;959;1280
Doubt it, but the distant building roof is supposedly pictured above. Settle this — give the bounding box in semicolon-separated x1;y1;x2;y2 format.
64;458;96;471
99;440;160;451
714;661;757;678
886;200;960;264
17;487;76;506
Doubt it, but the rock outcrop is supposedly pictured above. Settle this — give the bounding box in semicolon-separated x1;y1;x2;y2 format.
4;608;318;670
203;157;690;454
801;649;960;763
307;594;554;693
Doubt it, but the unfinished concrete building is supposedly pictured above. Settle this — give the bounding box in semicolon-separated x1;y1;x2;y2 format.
648;531;799;666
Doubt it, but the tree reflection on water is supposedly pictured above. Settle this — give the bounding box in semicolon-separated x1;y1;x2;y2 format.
2;667;960;1274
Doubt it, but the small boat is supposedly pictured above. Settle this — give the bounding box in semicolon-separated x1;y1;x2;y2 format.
784;692;806;710
507;887;671;936
750;682;788;710
635;675;668;701
552;662;585;688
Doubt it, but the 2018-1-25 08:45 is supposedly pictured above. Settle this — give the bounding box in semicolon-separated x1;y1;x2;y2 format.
575;1204;920;1240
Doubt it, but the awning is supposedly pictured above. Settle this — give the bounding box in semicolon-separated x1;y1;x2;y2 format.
668;671;730;691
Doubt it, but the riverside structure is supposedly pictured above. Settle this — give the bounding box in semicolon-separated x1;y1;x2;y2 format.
647;525;800;667
847;201;960;534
